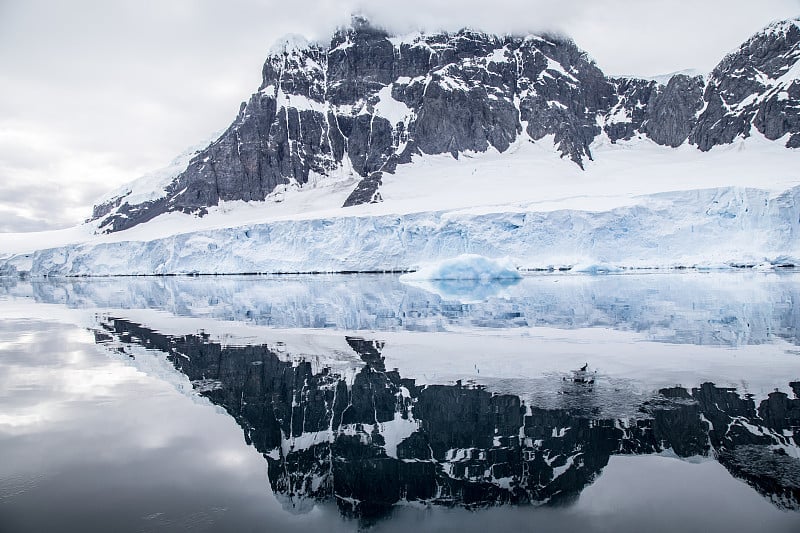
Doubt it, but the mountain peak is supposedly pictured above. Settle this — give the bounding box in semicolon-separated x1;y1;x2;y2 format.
268;33;312;57
691;15;800;151
89;19;800;233
633;69;705;85
350;13;375;31
760;16;800;37
335;13;391;40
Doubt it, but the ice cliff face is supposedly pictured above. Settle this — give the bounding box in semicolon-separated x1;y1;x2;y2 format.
91;16;800;233
22;185;800;276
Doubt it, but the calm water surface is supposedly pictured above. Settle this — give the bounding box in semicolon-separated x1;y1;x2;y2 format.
1;272;800;532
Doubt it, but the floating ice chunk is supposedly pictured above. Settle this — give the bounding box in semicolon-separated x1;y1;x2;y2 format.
401;254;521;281
400;255;522;303
570;262;623;274
694;263;734;271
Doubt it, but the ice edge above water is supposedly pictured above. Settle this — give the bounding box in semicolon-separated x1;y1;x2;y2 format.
1;183;799;277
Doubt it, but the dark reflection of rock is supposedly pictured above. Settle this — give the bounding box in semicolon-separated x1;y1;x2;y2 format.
94;318;800;523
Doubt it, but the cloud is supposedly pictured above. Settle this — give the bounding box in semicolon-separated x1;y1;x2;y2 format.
0;121;140;229
350;0;800;75
0;0;797;232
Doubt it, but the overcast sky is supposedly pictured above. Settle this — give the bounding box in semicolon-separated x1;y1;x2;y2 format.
1;0;798;233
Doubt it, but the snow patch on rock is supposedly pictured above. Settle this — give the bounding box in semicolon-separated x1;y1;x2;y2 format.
269;33;312;56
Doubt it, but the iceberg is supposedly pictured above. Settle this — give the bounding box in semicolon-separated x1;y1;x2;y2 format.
570;263;623;274
400;254;522;281
399;254;522;303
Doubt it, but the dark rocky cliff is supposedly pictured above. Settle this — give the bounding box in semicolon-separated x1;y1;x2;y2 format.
92;16;800;233
692;19;800;150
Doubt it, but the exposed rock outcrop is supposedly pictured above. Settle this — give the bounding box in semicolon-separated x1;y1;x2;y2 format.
692;19;800;150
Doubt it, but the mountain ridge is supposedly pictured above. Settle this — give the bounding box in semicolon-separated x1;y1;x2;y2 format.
89;16;800;234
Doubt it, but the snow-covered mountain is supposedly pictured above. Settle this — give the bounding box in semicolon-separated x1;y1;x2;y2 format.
90;16;799;234
1;16;799;276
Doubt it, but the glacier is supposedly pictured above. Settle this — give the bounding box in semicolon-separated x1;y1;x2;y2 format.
2;183;798;277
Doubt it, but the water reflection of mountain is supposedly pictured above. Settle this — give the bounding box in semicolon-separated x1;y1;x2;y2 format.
94;317;800;522
5;273;800;346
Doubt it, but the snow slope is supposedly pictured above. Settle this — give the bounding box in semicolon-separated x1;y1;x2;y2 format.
92;132;222;216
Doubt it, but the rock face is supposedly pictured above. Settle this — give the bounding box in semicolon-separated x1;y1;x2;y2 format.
603;73;704;146
92;16;800;233
692;19;800;151
646;74;705;147
96;317;800;522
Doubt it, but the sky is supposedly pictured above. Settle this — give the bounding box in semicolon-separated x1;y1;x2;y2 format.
0;0;798;233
